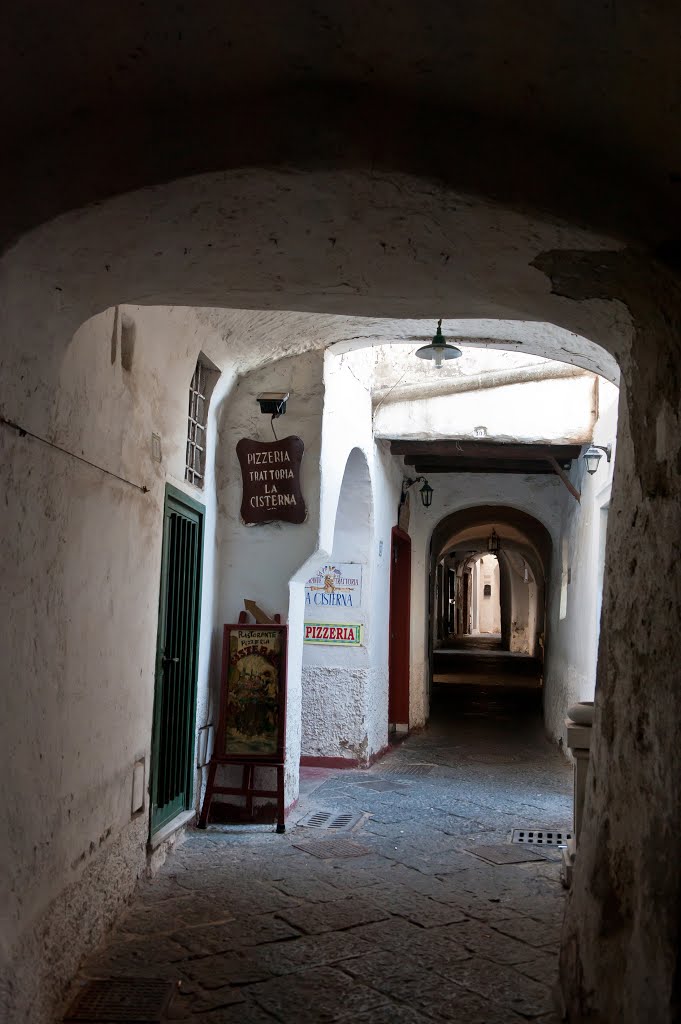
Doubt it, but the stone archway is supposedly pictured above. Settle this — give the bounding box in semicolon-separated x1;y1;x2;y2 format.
1;164;680;1024
431;505;552;662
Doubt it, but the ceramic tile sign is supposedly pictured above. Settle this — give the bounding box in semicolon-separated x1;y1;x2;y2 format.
305;563;363;609
303;622;362;646
236;436;306;525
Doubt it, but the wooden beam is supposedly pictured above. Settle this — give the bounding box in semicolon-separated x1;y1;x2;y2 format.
546;455;581;502
412;461;560;475
389;439;582;460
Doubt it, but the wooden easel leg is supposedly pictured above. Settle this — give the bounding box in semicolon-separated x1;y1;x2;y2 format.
198;761;218;829
276;765;286;834
244;764;254;819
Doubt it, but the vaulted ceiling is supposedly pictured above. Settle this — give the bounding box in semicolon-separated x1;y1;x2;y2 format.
2;4;680;252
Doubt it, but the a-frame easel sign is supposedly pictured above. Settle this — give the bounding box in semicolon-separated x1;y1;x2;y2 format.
198;619;288;832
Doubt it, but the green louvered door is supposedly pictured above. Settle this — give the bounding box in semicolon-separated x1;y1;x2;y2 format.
150;485;204;836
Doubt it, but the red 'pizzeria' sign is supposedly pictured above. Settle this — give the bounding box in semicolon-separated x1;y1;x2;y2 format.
236;436;307;525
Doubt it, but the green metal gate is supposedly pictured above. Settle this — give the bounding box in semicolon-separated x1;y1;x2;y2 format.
150;485;204;836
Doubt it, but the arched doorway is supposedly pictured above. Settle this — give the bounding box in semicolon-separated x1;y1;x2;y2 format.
428;505;553;722
431;505;551;659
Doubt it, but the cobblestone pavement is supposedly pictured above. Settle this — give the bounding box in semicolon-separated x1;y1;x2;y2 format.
67;687;571;1023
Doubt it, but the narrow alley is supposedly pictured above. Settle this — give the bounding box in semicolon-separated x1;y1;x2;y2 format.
65;694;570;1023
433;636;543;690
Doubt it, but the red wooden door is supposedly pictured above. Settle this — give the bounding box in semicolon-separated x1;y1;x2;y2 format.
389;527;411;727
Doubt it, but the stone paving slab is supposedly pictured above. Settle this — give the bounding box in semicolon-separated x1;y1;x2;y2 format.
371;972;528;1024
184;949;278;989
338;948;447;987
270;930;376;970
493;914;564;949
348;917;472;962
516;951;562;987
440;955;556;1017
179;1000;277;1023
119;896;235;935
348;1002;436;1024
464;843;548;865
171;913;301;956
443;918;541;964
250;965;389;1022
367;887;469;928
277;894;390;934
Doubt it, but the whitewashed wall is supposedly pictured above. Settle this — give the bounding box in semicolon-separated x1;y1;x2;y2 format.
0;304;231;1024
543;381;619;748
299;350;401;763
474;555;501;634
374;374;597;442
211;351;324;802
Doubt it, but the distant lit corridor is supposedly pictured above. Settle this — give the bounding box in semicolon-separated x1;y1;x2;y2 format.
433;638;543;691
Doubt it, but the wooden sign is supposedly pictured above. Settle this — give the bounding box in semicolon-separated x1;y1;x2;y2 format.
216;623;288;762
236;436;306;525
303;622;362;646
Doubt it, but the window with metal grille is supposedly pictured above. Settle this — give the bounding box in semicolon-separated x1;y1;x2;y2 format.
185;359;211;487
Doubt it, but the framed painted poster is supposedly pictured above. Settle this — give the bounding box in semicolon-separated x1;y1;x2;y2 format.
215;623;287;763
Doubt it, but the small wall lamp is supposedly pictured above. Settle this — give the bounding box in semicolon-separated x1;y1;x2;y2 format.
582;444;612;475
401;475;434;509
487;529;500;555
256;392;289;417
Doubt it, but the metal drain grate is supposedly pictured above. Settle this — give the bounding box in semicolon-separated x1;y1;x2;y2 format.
297;809;362;832
64;978;176;1022
511;828;572;847
292;838;371;859
380;763;434;777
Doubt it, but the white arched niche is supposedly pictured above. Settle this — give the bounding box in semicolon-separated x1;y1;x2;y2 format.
300;447;386;765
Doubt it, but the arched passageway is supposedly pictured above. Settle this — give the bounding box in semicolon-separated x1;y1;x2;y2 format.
0;161;678;1024
431;505;551;658
427;505;554;737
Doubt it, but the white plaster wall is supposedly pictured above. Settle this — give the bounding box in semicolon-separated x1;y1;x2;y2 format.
211;351;324;802
304;448;373;673
374;374;597;442
0;304;232;1024
475;555;501;634
299;351;401;763
544;381;619;748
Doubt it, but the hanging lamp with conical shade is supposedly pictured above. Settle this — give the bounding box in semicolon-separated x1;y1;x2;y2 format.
415;319;462;368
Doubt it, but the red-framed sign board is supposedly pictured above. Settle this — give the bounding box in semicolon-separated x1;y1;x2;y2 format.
214;622;288;764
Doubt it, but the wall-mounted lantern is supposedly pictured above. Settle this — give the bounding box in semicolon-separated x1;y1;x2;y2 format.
582;444;612;475
401;475;434;509
256;392;289;417
487;529;500;555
